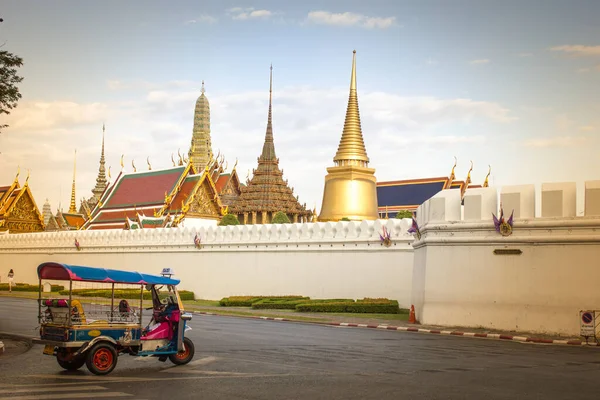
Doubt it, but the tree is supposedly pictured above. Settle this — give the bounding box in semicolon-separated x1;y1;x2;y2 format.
271;211;291;224
219;214;240;226
0;18;24;133
395;210;413;219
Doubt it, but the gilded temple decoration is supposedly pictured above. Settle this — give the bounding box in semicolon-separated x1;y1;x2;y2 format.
228;65;311;224
0;171;46;233
318;50;379;222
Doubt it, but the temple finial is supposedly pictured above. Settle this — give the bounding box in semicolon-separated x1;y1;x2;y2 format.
350;50;357;91
69;149;77;213
332;50;369;166
449;156;457;181
483;165;491;187
120;154;124;171
201;80;205;95
132;159;137;172
147;156;152;171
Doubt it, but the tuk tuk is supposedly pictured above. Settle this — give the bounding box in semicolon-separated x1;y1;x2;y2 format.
33;262;195;375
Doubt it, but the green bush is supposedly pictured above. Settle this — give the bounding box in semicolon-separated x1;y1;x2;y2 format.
296;299;400;314
271;211;291;224
395;210;413;219
251;297;311;310
0;283;64;292
219;214;240;226
219;295;306;307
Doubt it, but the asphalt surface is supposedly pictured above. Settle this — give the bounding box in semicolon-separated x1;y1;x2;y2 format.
1;298;599;400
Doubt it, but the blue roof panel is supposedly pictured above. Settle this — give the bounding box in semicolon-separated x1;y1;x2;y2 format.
377;181;446;207
37;262;180;285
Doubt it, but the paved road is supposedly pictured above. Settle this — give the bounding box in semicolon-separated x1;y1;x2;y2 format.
1;298;599;399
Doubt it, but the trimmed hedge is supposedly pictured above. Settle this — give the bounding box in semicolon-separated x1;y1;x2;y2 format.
219;295;401;314
57;288;195;301
296;299;401;314
219;295;306;307
250;297;310;310
0;283;64;292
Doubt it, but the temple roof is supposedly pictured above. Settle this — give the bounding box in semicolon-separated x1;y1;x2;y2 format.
102;166;187;209
229;66;310;216
84;160;226;230
0;174;46;233
377;177;450;211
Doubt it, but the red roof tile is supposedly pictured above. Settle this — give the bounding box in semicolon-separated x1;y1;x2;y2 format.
215;174;230;193
104;167;186;208
62;213;86;228
169;175;201;212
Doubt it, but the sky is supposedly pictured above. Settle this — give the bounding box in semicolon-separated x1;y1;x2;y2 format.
0;0;599;215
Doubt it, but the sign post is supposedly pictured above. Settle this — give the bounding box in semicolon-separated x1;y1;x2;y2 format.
579;310;599;344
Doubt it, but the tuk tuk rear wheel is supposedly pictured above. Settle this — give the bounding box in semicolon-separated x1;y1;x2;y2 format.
57;355;86;371
85;342;118;375
169;337;195;365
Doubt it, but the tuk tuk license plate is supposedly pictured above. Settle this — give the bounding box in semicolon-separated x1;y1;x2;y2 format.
43;345;55;355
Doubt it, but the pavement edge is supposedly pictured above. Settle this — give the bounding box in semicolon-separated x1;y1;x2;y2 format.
192;311;600;348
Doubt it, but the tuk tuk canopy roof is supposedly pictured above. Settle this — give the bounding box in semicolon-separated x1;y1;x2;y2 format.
37;262;180;285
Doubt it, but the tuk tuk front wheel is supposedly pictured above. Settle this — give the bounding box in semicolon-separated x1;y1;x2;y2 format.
85;342;118;375
169;337;195;365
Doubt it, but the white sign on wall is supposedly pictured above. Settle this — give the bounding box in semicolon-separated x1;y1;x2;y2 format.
579;310;597;338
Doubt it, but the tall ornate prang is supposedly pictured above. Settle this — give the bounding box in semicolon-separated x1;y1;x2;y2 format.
69;149;77;214
91;124;108;202
189;80;213;172
229;65;311;224
318;50;379;222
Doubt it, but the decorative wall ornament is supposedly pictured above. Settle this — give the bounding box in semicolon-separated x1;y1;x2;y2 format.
379;226;392;247
407;217;421;240
493;206;514;237
194;233;202;249
74;238;81;251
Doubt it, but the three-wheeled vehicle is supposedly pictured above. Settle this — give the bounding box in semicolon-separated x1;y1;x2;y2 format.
33;262;195;375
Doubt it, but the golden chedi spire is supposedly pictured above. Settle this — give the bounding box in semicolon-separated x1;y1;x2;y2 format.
318;50;379;222
69;149;77;213
333;50;369;166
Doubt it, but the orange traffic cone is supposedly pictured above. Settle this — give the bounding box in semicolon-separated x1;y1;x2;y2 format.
408;305;416;324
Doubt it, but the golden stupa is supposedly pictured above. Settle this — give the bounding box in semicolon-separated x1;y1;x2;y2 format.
318;50;379;222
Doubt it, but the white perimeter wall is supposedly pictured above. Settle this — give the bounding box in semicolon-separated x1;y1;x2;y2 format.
0;219;415;307
412;182;600;336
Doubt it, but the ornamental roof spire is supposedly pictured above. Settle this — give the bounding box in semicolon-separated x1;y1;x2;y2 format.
333;50;369;166
260;64;276;161
91;124;108;200
69;149;77;213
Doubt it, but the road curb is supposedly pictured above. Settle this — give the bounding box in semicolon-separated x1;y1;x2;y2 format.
192;311;598;348
0;331;34;346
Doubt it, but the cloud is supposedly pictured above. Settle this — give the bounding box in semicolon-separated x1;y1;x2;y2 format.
0;81;513;216
517;52;533;57
523;136;591;148
226;7;273;20
184;15;218;24
306;11;397;29
580;125;595;131
550;45;600;57
470;59;490;65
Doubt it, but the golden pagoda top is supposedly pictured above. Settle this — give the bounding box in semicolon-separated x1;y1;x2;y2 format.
333;50;369;167
69;149;77;213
